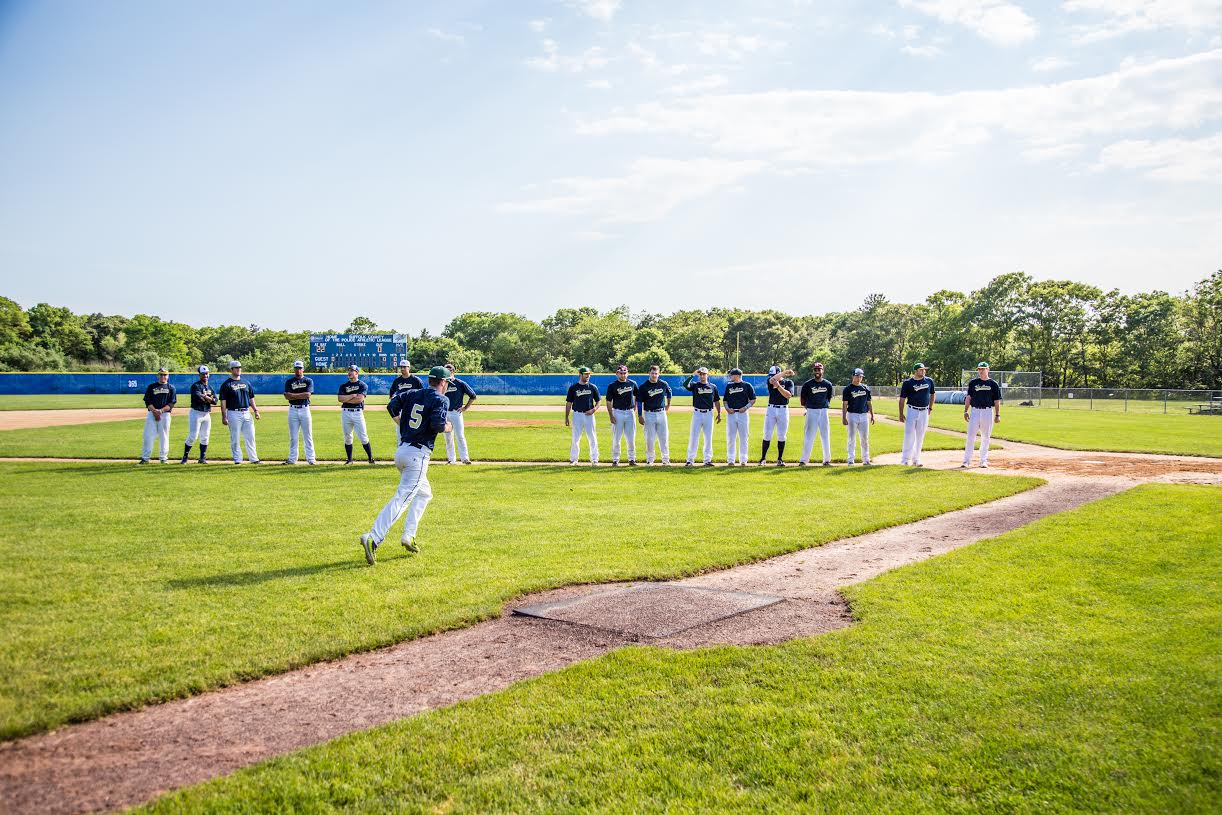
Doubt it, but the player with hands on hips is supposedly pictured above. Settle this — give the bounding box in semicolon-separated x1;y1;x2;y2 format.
283;360;316;466
219;360;260;464
566;366;601;465
898;362;935;467
360;366;454;565
841;368;874;465
181;365;215;464
722;368;755;466
605;364;638;466
683;366;721;466
636;364;672;465
338;364;374;465
962;362;1002;468
140;367;176;464
798;362;834;467
441;362;477;464
761;365;795;466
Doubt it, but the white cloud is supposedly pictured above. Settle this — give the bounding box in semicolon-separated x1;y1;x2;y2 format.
576;50;1222;169
1031;55;1073;72
586;78;613;90
572;0;622;22
525;39;611;73
665;74;729;94
902;43;945;57
427;28;465;45
1065;0;1222;43
1096;134;1222;182
575;230;618;240
498;158;765;223
529;19;549;33
899;0;1039;45
867;23;898;38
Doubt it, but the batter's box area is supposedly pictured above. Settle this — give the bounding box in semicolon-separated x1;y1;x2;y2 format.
513;583;785;639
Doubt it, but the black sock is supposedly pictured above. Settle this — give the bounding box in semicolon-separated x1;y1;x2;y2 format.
199;443;207;458
760;440;771;460
777;441;786;460
182;444;191;458
345;443;353;461
362;442;373;461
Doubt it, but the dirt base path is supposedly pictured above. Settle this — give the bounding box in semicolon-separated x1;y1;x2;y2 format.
0;474;1127;815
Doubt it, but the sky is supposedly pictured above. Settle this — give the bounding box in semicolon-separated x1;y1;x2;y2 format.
0;0;1220;334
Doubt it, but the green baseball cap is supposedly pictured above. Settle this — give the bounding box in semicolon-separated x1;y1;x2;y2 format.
577;366;591;374
913;362;926;371
977;362;989;369
429;365;452;380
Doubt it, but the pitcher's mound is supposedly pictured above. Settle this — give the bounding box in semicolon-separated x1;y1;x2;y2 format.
513;583;784;638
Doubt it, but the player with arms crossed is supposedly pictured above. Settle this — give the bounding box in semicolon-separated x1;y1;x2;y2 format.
683;366;721;467
442;363;477;464
841;368;875;465
761;365;795;466
219;360;260;464
898;362;935;467
360;366;453;564
722;368;755;466
798;362;834;467
181;365;215;464
283;361;317;465
338;364;374;465
605;364;638;466
140;367;176;464
389;360;424;400
566;366;601;465
962;362;1001;468
636;365;672;465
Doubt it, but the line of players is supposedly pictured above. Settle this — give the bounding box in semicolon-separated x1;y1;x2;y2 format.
138;358;477;465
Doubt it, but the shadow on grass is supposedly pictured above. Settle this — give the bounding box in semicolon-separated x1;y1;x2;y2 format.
166;559;363;589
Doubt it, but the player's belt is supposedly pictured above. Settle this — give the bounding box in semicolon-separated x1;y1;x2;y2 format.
290;403;309;408
806;406;828;410
767;403;788;408
342;407;363;411
401;441;427;449
229;407;248;411
694;408;712;413
644;407;666;412
910;406;928;410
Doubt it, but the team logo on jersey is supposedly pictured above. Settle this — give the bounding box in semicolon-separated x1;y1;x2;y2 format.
728;386;742;394
575;388;592;397
850;389;868;398
645;387;664;398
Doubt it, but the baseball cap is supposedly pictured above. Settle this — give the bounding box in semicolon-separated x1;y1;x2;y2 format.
977;361;989;369
913;362;926;370
853;368;865;376
229;360;242;369
813;362;824;369
768;365;781;376
348;364;360;372
398;360;410;367
615;364;628;373
197;365;209;374
293;360;304;369
428;365;452;380
696;366;709;374
157;367;169;374
443;362;456;371
728;367;743;376
577;365;591;374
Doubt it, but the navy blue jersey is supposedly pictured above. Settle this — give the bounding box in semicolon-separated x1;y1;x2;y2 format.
189;380;215;412
387;388;417;419
606;379;638;410
842;384;872;414
900;377;935;408
767;379;795;406
284;375;314;407
143;382;176;410
723;381;755;410
638;380;671;411
683;377;720;410
338;379;367;410
800;378;834;409
567;381;600;413
390;375;424;397
445;378;476;411
397;388;449;450
219;377;255;410
967;378;1002;408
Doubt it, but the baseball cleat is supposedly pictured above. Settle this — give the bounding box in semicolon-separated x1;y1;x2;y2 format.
960;463;969;468
360;534;376;565
367;458;375;465
611;461;619;467
703;462;714;467
159;459;168;464
307;460;316;465
343;459;353;465
685;461;694;467
776;460;785;467
822;461;831;467
250;460;261;465
138;459;149;465
199;457;208;464
628;460;637;466
401;536;419;554
798;461;807;467
979;463;989;469
758;459;766;466
180;456;188;465
461;459;472;465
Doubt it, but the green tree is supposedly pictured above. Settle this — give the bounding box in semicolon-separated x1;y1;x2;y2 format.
0;297;31;345
346;316;379;334
1015;280;1102;388
1178;270;1222;389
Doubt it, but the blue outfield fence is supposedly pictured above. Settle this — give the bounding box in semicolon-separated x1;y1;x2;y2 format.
0;372;775;397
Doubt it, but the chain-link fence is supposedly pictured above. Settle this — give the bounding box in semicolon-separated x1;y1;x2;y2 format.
1026;388;1220;414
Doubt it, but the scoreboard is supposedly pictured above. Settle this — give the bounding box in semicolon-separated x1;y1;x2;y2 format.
309;334;408;370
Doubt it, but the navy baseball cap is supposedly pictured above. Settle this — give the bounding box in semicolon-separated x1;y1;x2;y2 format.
157;367;169;374
853;368;865;376
768;365;781;376
615;364;628;373
728;367;743;376
293;360;304;369
197;365;208;374
348;364;359;372
429;365;452;380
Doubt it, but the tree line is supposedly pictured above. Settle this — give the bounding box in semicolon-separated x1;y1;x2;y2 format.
2;271;1218;388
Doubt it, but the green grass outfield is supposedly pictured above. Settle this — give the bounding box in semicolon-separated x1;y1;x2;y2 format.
0;462;1036;739
147;483;1221;814
874;401;1222;457
0;408;969;463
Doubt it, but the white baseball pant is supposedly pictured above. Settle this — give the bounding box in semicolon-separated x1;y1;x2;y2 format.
341;409;370;445
846;413;870;464
369;443;433;544
642;411;669;464
725;411;750;464
963;407;995;466
141;411;172;462
225;409;258;463
800;408;831;464
570;412;599;463
185;409;211;447
763;405;790;441
900;408;930;465
444;409;469;462
686;410;714;464
610;408;637;463
287;406;316;464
